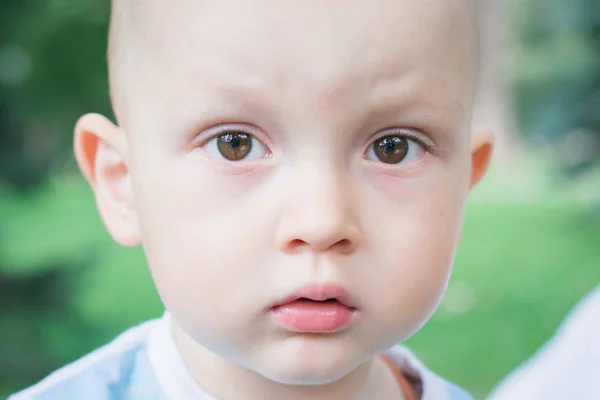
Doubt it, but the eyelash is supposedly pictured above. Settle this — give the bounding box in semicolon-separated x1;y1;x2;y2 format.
369;129;435;153
198;127;436;161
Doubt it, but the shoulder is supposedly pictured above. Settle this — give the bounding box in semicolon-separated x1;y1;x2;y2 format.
9;319;165;400
383;345;475;400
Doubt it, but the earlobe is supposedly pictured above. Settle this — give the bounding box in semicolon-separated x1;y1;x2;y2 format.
74;113;141;247
469;131;494;189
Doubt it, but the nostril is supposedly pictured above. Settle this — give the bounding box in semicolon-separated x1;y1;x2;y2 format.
283;238;356;254
288;239;306;251
331;238;354;254
288;239;352;253
289;239;304;247
337;239;351;248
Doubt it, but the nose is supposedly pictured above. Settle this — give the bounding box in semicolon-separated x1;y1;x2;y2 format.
275;169;361;254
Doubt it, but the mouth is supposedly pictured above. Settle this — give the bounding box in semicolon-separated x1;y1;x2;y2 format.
270;283;359;310
269;283;358;333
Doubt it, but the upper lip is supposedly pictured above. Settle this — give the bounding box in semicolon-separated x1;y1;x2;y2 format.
271;283;358;309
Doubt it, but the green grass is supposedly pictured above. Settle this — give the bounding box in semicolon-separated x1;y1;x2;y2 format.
407;202;600;398
1;159;599;399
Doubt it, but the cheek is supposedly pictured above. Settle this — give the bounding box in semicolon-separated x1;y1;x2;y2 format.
129;156;270;335
360;165;468;338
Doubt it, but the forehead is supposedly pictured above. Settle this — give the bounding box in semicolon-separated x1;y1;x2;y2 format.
118;0;478;129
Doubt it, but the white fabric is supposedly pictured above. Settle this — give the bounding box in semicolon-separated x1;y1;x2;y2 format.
11;320;160;400
10;311;471;399
488;285;600;400
147;313;218;400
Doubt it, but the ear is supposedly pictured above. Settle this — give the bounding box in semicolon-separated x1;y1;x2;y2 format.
459;130;494;243
469;130;494;189
74;113;140;247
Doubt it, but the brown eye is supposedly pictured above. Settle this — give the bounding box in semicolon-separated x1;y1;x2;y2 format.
205;130;269;161
365;135;425;165
217;132;252;161
373;136;408;164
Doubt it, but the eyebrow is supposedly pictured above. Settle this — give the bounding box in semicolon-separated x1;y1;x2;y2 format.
428;95;466;119
371;74;466;116
416;95;466;129
405;93;465;122
162;83;275;126
162;73;469;148
368;84;467;131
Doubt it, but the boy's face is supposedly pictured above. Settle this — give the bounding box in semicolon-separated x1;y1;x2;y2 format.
80;0;487;385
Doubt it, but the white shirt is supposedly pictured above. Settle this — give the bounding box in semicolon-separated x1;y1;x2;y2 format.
11;312;474;400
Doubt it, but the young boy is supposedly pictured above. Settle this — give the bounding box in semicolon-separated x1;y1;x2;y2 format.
11;0;493;398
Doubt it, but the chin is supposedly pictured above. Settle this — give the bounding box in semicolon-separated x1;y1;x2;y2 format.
254;338;364;385
261;363;354;386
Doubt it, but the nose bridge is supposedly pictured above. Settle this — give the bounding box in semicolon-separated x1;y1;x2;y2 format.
300;163;349;218
276;163;361;253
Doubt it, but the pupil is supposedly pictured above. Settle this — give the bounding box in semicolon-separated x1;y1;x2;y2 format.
373;135;408;164
217;132;252;161
230;137;241;149
384;139;395;153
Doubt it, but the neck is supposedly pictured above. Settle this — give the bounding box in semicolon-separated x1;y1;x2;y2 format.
171;321;405;400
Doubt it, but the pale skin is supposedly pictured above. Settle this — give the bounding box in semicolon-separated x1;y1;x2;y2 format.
75;1;492;399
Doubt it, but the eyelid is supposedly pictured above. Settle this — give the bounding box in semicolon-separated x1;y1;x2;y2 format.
194;123;272;149
369;128;438;155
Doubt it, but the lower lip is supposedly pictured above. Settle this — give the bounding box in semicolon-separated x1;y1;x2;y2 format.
270;300;356;332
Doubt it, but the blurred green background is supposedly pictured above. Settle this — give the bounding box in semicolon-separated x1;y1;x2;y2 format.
1;1;599;399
